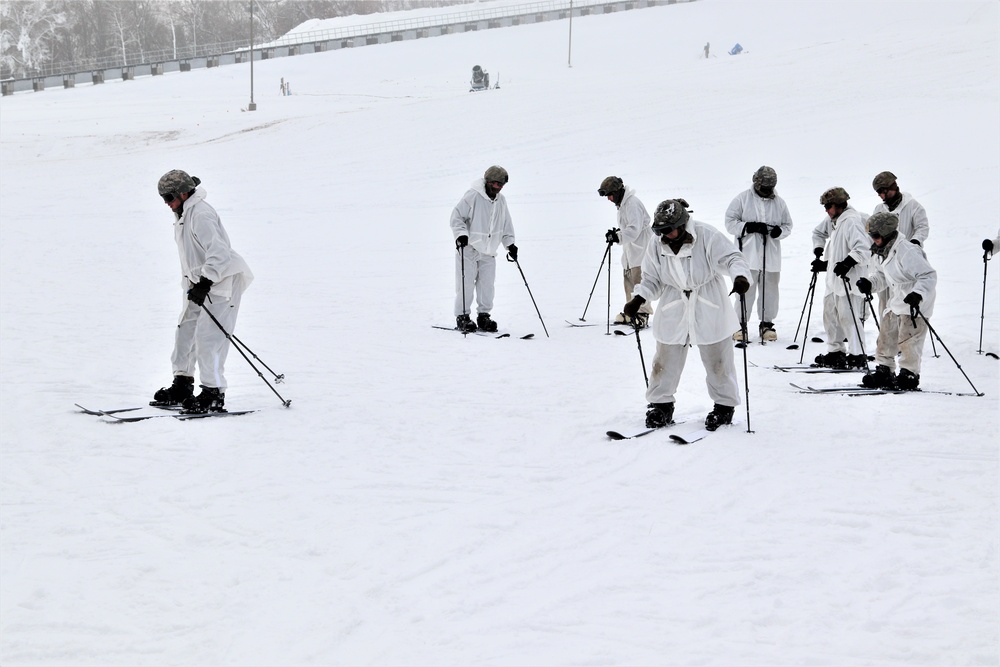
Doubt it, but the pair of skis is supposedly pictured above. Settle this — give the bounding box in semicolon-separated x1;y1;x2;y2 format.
608;418;739;444
788;383;980;397
433;326;534;339
76;404;256;422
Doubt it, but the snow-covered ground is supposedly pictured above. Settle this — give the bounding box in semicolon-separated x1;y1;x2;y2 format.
1;1;998;664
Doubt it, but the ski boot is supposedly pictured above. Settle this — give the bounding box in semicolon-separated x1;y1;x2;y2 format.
151;375;194;407
845;354;868;369
705;404;735;431
645;402;675;428
813;351;847;369
732;329;744;342
476;312;499;333
456;314;477;333
862;365;895;389
759;322;777;342
182;386;226;414
894;368;920;391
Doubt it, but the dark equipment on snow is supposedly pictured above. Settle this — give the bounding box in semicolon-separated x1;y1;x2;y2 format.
840;276;871;372
507;251;549;338
579;239;613;323
633;318;649;389
457;245;473;335
738;293;754;433
979;247;991;356
792;270;820;359
470;65;490;92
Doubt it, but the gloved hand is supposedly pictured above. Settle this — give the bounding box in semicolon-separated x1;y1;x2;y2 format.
729;275;750;295
744;222;768;235
813;247;824;258
910;239;921;246
833;256;858;278
507;244;518;261
811;259;828;273
623;295;646;320
187;276;213;306
769;226;782;239
903;292;922;307
605;228;620;244
455;235;468;249
856;277;873;296
984;239;995;253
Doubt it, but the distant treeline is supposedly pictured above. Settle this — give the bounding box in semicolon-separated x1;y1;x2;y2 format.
1;1;467;79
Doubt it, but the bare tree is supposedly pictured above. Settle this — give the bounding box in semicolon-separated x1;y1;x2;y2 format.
0;1;68;77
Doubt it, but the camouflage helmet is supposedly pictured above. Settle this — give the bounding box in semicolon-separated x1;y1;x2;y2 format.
651;198;691;233
872;171;897;191
158;169;197;197
484;165;509;184
819;187;850;207
598;176;624;197
867;212;899;237
752;165;777;188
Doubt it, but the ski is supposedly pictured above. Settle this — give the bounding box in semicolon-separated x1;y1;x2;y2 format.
789;383;981;397
75;404;144;416
669;420;743;444
433;325;533;339
100;409;256;422
772;365;859;374
565;320;600;327
607;419;689;440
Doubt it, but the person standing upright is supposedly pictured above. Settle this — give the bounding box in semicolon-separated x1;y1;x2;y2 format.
598;175;653;327
724;165;793;342
811;187;870;369
622;199;751;431
151;170;254;413
450;165;517;333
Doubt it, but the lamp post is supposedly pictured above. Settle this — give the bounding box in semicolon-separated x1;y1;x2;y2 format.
248;0;257;111
567;0;573;68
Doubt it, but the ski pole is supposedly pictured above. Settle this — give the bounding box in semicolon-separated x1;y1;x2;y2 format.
979;250;989;354
797;270;819;365
606;245;612;335
632;321;649;388
580;241;612;321
200;304;292;407
841;276;870;372
790;271;817;348
508;253;550;338
459;245;471;337
865;294;880;332
759;230;767;345
916;309;984;396
739;293;753;433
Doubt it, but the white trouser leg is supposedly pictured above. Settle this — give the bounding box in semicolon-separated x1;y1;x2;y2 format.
193;291;242;390
645;342;689;405
896;313;929;375
822;292;846;353
759;271;780;323
699;337;740;407
454;247;476;317
624;267;653;314
875;311;900;371
735;269;760;325
476;253;497;315
171;298;200;378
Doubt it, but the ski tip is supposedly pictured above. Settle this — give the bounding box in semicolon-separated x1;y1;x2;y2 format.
606;431;628;440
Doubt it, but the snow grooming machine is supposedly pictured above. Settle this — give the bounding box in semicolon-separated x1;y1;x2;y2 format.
469;65;490;92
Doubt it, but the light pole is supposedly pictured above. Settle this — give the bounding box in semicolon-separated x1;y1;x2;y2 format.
567;0;573;68
248;0;257;111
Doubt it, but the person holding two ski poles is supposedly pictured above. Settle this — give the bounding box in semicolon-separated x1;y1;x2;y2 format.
450;165;518;333
151;170;254;413
724;165;793;343
598;176;653;327
622;198;751;431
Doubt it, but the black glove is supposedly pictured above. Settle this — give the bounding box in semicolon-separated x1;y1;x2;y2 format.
903;292;922;307
187;276;213;306
813;247;824;259
507;244;518;261
605;228;620;244
833;256;858;278
984;239;995;253
910;239;921;246
455;235;468;249
769;226;782;239
811;259;828;273
856;277;872;296
623;295;645;320
743;222;768;235
729;275;750;295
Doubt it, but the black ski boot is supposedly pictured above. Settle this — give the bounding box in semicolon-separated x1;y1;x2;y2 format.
456;314;477;333
645;402;675;428
895;368;920;391
813;351;847;369
862;365;895;389
151;375;194;407
705;404;735;431
759;321;777;342
182;386;226;414
845;354;868;369
477;312;499;333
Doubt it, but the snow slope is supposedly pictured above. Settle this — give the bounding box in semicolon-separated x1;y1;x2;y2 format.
1;1;998;664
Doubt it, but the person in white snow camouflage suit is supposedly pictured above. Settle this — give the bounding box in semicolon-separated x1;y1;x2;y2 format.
870;171;930;314
811;187;870;370
724;165;793;342
855;212;937;390
450;166;517;333
598;176;653;327
622;199;751;432
151;170;254;413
